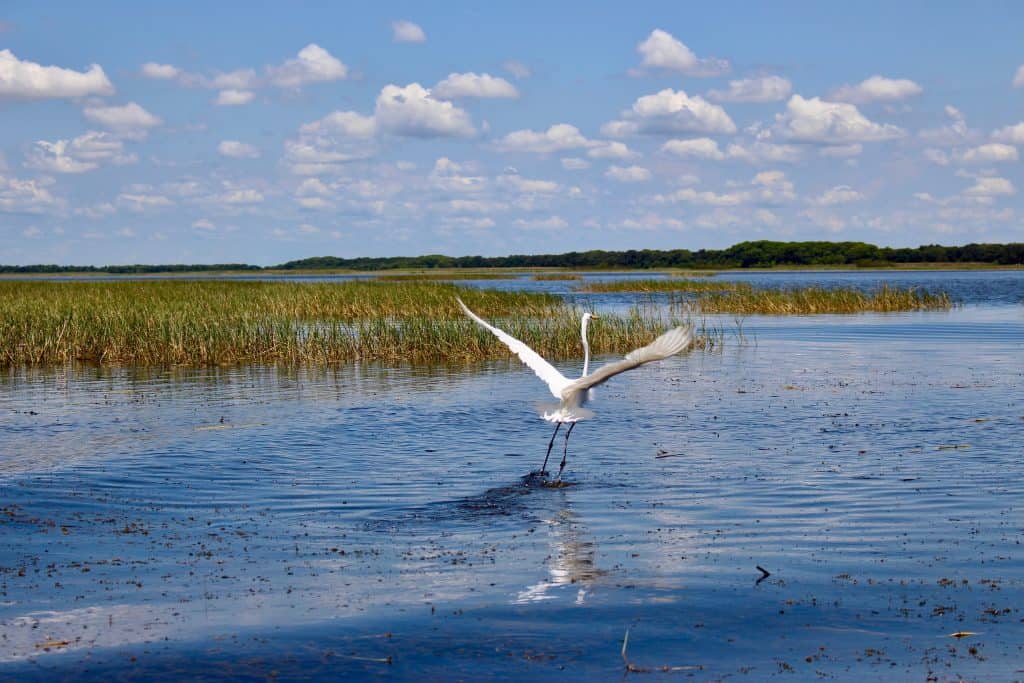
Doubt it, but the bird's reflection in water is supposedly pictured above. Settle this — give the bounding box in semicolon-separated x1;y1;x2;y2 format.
515;487;605;605
366;475;605;605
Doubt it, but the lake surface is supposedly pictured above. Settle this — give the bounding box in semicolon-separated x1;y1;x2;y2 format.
1;271;1022;681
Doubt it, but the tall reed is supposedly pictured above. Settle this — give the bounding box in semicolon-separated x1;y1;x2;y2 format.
374;272;512;281
532;273;583;281
0;281;703;367
677;284;952;314
576;279;742;293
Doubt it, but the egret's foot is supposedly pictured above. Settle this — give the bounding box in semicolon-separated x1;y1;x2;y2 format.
541;479;574;489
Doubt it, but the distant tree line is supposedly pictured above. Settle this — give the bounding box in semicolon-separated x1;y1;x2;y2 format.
274;241;1024;270
0;263;262;274
2;241;1022;273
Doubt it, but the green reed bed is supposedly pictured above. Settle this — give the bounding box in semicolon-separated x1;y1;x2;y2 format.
679;284;953;314
576;278;742;293
0;280;704;367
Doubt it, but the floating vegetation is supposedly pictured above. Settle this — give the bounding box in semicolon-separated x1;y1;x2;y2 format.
683;284;953;314
0;281;712;367
374;272;513;281
531;273;583;281
576;279;741;293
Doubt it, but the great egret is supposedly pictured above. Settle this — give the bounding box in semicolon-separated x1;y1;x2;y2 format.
457;298;693;480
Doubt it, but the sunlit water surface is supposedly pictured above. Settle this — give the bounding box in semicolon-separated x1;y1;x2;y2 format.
1;272;1023;681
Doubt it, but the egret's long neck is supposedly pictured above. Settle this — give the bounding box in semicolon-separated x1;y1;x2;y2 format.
581;316;591;376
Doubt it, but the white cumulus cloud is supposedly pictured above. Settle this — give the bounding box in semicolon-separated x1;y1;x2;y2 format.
1013;64;1024;88
0;49;114;99
301;110;377;138
215;89;255;106
140;62;180;80
810;185;864;206
392;20;426;43
963;176;1015;197
830;75;923;103
497;123;592;153
662;138;725;160
725;141;803;164
587;141;637;159
294;83;474;148
605;165;652;182
991;122;1024;144
919;105;975;146
656;187;749;206
502;60;531;80
659;137;802;163
561;157;590;170
217;140;260;159
708;75;791;103
514;216;568;230
500;175;560;193
375;83;475;137
0;174;62;213
635;29;728;77
267;44;348;88
959;143;1018;164
773;95;903;144
606;88;737;136
434;72;518;99
83;102;162;139
283;136;374;175
25;131;135;173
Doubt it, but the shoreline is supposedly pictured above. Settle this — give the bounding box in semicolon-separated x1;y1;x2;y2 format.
1;263;1022;279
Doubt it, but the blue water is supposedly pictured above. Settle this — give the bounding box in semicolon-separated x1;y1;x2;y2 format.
1;272;1022;680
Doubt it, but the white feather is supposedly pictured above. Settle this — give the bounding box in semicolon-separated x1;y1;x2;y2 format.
457;298;570;399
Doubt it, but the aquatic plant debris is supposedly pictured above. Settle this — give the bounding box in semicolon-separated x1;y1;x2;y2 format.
621;628;702;673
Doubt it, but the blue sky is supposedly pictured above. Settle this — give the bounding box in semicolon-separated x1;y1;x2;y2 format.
2;2;1023;265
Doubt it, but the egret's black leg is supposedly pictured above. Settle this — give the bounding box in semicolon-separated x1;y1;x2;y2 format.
539;422;562;475
557;422;577;481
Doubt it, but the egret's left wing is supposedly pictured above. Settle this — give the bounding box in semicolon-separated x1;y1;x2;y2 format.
560;325;693;398
457;298;570;399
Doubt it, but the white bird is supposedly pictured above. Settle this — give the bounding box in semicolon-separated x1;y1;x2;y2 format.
457;298;694;480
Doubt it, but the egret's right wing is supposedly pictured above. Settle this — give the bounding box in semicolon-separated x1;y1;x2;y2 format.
561;325;693;397
457;298;569;398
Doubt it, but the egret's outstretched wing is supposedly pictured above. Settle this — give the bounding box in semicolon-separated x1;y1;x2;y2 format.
457;298;570;398
561;326;693;398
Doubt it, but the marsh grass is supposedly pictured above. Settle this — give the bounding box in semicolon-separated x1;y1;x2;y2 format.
0;280;708;367
532;273;583;281
577;279;741;293
374;272;513;281
577;279;952;313
677;284;953;314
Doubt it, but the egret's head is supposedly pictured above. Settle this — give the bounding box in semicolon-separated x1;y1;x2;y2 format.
582;311;600;322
